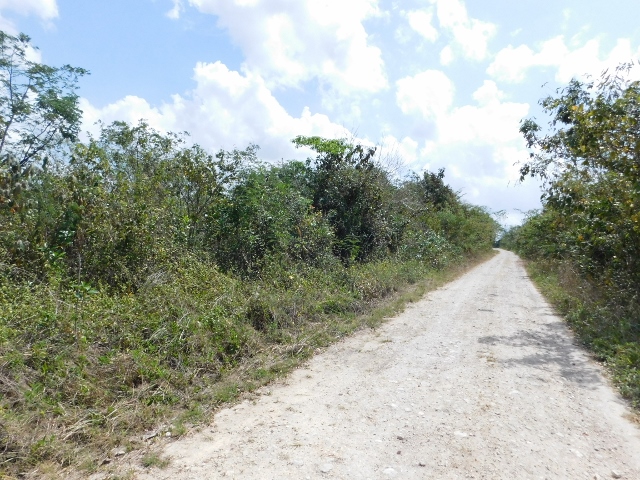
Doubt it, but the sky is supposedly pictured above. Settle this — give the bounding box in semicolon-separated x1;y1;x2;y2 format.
2;0;640;225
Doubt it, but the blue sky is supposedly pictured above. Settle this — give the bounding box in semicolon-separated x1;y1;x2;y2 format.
3;0;640;224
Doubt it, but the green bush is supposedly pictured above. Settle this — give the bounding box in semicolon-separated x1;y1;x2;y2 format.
213;166;334;275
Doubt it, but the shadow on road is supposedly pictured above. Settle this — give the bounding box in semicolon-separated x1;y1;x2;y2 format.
478;321;601;389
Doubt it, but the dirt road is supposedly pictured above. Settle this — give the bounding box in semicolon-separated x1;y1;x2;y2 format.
135;250;640;479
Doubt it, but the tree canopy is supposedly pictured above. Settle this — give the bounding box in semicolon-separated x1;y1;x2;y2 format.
0;32;87;209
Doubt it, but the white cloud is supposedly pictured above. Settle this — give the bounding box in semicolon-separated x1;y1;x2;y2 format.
472;80;505;105
23;44;42;63
166;0;183;19
81;61;351;161
438;95;528;147
395;75;535;210
0;0;57;19
0;0;58;32
180;0;387;95
396;70;455;119
79;96;174;135
431;0;496;62
488;36;640;84
378;134;420;168
486;44;535;83
406;9;438;42
439;45;453;66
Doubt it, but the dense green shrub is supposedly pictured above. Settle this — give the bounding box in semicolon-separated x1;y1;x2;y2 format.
292;135;399;263
213;165;334;275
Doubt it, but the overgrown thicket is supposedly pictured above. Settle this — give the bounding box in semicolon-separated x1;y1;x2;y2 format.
502;64;640;406
0;32;498;476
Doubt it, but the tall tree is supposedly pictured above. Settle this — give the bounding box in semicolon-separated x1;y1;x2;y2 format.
0;32;87;168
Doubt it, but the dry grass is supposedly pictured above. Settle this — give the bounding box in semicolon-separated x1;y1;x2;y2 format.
523;257;640;411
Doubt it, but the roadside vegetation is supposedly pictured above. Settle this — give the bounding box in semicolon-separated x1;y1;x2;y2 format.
501;64;640;409
0;32;498;476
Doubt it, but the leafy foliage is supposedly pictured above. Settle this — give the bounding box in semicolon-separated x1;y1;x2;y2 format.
410;168;458;210
293;135;392;262
213;164;334;275
0;32;86;173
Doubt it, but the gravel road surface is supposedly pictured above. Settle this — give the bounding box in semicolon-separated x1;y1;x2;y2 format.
135;250;640;479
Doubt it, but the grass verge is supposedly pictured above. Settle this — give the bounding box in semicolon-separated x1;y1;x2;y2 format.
523;258;640;410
